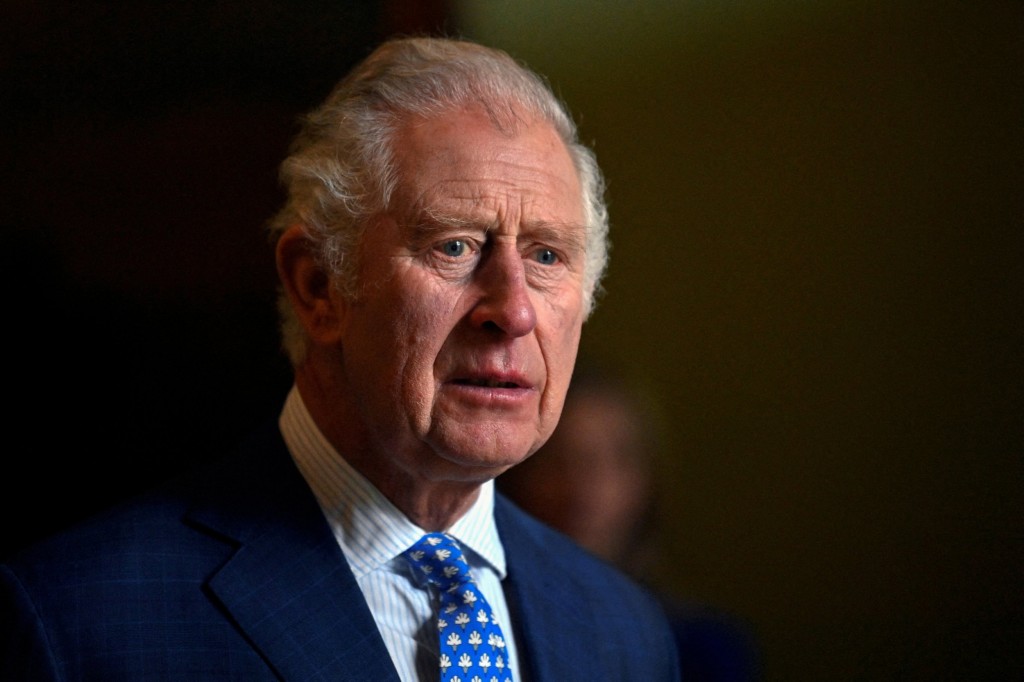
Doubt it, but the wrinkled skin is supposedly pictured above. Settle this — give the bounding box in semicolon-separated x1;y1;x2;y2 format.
278;104;588;529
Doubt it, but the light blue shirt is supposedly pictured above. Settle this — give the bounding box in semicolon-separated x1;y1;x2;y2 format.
279;385;521;682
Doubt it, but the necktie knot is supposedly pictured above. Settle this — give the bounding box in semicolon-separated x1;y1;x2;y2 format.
403;532;472;591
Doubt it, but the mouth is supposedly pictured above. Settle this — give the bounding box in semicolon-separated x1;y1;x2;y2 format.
453;378;523;389
443;370;538;409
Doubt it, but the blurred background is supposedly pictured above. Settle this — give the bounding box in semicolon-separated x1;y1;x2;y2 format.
3;1;1021;679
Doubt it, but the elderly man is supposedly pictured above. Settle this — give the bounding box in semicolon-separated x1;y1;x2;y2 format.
1;37;681;681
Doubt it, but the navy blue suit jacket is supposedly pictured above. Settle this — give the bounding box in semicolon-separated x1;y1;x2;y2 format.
2;421;681;681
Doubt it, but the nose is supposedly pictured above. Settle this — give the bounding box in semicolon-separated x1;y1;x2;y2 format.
469;242;538;337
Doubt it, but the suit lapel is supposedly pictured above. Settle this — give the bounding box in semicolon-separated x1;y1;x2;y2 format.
181;425;611;681
496;497;604;681
185;423;401;682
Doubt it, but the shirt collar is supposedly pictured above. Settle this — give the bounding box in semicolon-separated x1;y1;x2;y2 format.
279;384;507;580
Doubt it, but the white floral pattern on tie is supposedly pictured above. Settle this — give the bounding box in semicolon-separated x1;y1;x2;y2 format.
404;533;515;682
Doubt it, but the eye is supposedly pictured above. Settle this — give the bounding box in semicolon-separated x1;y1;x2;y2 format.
532;248;559;266
438;239;468;257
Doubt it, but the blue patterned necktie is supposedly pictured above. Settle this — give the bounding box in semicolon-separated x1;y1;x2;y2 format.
403;532;514;682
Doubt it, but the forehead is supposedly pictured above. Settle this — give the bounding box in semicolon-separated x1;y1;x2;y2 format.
391;105;585;232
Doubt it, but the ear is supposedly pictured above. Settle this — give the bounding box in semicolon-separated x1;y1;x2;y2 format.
275;224;347;347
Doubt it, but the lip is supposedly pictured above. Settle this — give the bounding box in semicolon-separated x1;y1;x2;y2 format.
442;383;538;410
442;369;539;405
450;376;530;390
447;368;534;390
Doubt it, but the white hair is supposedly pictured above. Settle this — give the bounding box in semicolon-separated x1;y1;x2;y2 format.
267;36;610;364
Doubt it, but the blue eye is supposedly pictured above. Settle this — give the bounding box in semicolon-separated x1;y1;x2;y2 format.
534;248;559;265
440;240;467;257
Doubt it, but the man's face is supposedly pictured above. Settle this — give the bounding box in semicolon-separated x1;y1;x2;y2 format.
336;105;587;485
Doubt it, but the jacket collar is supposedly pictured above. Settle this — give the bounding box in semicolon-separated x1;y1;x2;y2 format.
181;420;606;681
496;495;607;681
184;421;401;682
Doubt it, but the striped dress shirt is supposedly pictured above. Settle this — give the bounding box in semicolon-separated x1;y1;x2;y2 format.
279;385;522;682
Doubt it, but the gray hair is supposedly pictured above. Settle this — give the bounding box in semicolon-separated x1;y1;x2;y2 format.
267;36;610;365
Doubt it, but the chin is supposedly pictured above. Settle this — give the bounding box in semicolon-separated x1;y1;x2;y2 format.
433;437;534;477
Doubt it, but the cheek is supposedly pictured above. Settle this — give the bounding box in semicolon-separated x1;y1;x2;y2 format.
376;271;448;340
548;287;585;345
538;321;583;431
390;289;466;392
401;294;462;358
540;287;584;339
548;314;583;379
545;294;584;351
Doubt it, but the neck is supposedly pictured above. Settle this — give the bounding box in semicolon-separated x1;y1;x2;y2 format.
292;366;487;531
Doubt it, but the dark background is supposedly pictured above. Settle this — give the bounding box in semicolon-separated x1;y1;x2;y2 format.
3;2;1022;680
2;0;451;551
460;3;1022;680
